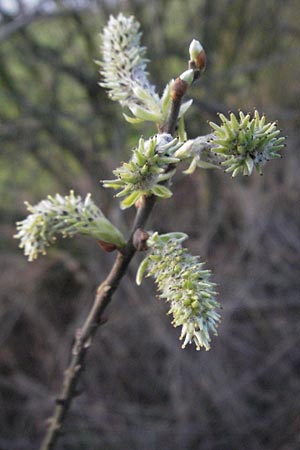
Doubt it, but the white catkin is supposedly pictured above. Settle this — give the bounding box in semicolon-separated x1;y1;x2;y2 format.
99;13;160;111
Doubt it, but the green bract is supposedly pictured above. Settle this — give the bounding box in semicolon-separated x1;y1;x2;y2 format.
136;233;221;351
102;134;182;209
14;191;125;261
210;110;285;176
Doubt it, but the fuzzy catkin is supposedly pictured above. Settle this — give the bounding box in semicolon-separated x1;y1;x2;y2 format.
210;110;285;176
99;13;159;111
137;233;221;350
15;191;125;261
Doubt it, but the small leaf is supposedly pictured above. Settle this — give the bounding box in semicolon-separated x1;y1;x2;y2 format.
123;113;143;124
183;158;198;174
160;81;172;118
115;185;133;198
136;257;150;285
120;191;141;209
195;160;221;170
89;217;126;248
157;232;188;244
178;99;193;118
102;180;124;189
245;156;254;175
151;185;172;198
157;168;176;183
129;105;162;122
174;140;193;159
132;85;161;112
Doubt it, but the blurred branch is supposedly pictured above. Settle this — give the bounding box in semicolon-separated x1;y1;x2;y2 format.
20;31;101;109
193;98;227;118
212;48;300;82
280;24;300;38
0;4;89;43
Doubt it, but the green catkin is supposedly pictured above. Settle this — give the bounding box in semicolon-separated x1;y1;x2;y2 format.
137;233;221;351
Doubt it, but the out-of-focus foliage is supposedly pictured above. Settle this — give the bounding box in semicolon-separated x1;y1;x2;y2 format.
1;1;300;449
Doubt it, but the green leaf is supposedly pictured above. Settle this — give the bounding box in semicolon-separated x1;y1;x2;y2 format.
183;158;198;174
86;217;126;248
123;113;144;124
160;81;172;118
157;232;188;244
120;191;141;209
136;257;150;285
129;105;162;122
151;185;172;198
245;156;254;175
195;160;221;170
178;99;193;118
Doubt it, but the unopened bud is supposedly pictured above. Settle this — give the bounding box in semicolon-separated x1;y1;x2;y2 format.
189;39;206;72
179;69;194;85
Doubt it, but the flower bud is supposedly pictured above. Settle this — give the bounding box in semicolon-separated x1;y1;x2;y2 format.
179;69;194;85
189;39;206;72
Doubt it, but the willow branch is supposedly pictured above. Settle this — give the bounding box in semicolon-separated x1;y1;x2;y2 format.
0;7;89;43
39;197;155;450
38;71;187;450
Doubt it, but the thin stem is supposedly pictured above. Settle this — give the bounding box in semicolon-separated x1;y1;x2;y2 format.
39;83;185;450
39;197;155;450
163;95;182;135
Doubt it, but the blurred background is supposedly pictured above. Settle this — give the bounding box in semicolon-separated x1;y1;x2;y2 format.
1;1;300;449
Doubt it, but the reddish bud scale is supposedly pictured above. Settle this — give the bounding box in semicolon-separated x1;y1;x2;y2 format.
171;77;189;100
195;50;206;72
97;240;117;252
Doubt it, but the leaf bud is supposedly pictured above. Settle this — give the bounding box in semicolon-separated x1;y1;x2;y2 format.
179;69;194;85
189;39;206;72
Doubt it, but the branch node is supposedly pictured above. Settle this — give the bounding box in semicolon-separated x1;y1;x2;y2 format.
133;228;149;251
